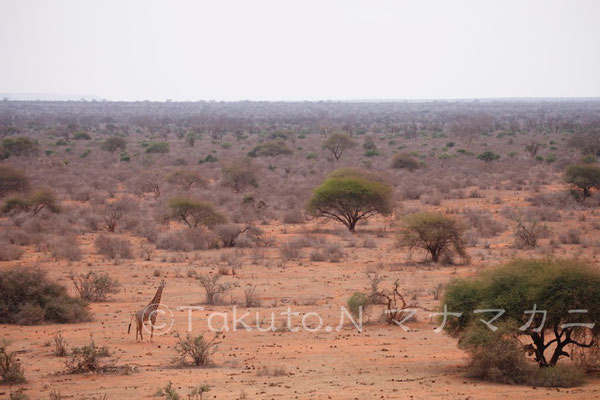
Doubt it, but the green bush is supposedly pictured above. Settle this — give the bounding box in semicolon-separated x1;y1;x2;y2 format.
347;292;368;318
146;141;170;154
545;153;557;163
390;153;421;170
477;151;500;162
582;154;597;164
0;266;91;324
458;322;585;387
444;258;600;369
80;149;91;158
101;136;126;153
173;332;221;366
73;132;91;140
198;154;218;164
248;140;292;157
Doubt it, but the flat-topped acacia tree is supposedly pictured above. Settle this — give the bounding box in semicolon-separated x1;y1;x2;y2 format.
168;197;226;228
565;164;600;199
321;132;356;161
307;170;392;232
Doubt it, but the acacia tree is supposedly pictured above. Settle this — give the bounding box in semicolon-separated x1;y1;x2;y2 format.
525;141;541;157
565;164;600;199
101;198;138;233
398;212;466;263
221;158;259;193
0;166;29;198
444;258;600;368
1;189;60;216
448;114;493;149
307;173;392;231
168;197;226;228
321;132;356;161
101;137;127;153
167;169;207;191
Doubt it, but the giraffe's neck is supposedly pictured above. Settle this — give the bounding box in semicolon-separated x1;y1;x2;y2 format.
147;286;163;307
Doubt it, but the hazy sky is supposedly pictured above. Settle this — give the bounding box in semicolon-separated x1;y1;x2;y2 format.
1;0;599;101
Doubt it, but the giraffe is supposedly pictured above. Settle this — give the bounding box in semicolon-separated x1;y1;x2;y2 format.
128;280;166;341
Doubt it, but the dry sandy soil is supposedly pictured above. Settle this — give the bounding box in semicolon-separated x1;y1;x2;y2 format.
2;187;600;400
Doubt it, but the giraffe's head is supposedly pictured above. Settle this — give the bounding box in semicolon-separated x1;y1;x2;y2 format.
159;279;167;289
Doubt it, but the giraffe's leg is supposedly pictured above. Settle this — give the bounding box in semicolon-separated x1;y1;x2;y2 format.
150;315;156;341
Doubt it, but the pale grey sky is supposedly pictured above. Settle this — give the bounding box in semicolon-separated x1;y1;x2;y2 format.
1;0;599;101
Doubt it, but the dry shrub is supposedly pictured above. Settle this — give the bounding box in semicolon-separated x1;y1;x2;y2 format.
401;185;425;200
462;209;506;237
244;285;261;307
47;235;82;261
0;241;23;261
133;222;158;243
559;229;581;244
257;366;287;376
65;337;111;374
0;340;26;384
215;224;265;248
69;271;121;301
309;243;345;263
282;209;305;224
53;334;68;357
157;230;194;252
529;191;576;209
526;206;561;222
198;274;231;305
513;221;550;249
157;229;220;252
94;235;133;259
279;240;302;261
420;193;442;206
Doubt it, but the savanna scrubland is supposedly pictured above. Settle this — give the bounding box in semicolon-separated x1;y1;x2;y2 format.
1;99;600;399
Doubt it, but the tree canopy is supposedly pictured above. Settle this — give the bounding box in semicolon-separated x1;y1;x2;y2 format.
101;136;127;153
168;197;226;228
390;153;421;170
398;212;466;263
0;166;29;198
565;164;600;198
307;172;392;231
1;189;60;216
443;258;600;367
221;158;259;193
321;132;356;161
